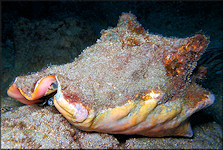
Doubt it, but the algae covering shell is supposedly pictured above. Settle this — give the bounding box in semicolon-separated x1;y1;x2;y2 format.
7;13;215;137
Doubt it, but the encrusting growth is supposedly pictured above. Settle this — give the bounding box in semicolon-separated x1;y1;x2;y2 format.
7;12;214;137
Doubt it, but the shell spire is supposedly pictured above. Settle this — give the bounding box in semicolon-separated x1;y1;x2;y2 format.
117;12;146;35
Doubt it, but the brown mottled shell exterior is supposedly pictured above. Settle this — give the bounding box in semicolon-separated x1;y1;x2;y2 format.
7;13;214;137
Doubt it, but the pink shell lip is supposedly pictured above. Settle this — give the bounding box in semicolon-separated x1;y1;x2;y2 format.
7;75;57;105
7;83;43;105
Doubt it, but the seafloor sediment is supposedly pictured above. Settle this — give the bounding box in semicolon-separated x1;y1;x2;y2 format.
1;104;222;149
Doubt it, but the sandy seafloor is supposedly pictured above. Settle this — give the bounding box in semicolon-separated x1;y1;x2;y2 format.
1;1;222;149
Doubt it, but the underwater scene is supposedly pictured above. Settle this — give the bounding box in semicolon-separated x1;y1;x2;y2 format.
1;1;222;149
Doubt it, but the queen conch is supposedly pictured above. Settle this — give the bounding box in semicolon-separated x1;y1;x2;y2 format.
7;13;215;137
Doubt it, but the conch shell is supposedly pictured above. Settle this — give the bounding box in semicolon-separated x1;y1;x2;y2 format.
7;13;214;137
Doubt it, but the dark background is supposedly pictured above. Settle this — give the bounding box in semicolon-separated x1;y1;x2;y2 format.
2;1;222;45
